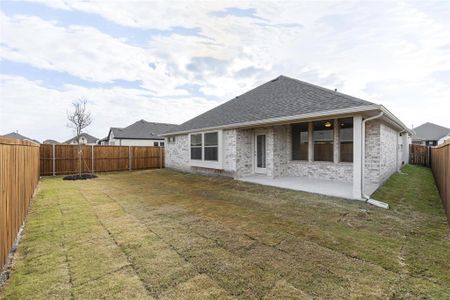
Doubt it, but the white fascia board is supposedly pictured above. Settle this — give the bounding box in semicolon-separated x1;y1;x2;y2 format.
161;105;381;136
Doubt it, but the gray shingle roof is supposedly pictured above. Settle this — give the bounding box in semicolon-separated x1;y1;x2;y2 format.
2;132;40;144
110;120;177;139
64;133;99;144
167;75;376;134
43;139;59;144
412;122;450;141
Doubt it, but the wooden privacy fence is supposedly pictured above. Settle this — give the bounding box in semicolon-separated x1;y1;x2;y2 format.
409;144;431;167
0;137;40;270
40;144;164;176
431;142;450;227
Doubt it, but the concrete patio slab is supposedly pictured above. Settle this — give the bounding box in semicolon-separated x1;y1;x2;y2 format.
238;175;356;199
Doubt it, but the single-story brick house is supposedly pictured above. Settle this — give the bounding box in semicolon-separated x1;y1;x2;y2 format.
162;76;413;200
101;120;177;146
411;122;450;146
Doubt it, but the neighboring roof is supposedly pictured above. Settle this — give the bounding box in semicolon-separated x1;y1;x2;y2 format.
2;132;40;144
64;133;99;144
165;75;377;134
43;139;59;144
109;120;177;139
412;122;450;141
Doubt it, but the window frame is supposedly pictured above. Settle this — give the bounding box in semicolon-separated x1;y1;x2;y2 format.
203;132;219;161
190;133;203;160
291;122;309;161
289;117;354;164
338;117;353;163
312;120;334;162
189;130;223;169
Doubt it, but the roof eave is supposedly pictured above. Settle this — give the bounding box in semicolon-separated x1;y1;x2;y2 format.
113;137;164;140
161;104;382;136
379;106;415;135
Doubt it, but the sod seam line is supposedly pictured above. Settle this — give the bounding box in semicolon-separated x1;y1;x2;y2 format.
57;195;75;300
95;189;239;299
77;190;155;298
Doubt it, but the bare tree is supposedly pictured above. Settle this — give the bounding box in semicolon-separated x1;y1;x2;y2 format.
67;98;93;176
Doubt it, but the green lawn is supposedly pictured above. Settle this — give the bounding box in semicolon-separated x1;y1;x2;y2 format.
1;165;449;299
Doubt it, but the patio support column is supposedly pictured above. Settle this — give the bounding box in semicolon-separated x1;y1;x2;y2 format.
333;119;339;163
353;115;363;199
308;122;313;162
266;127;275;178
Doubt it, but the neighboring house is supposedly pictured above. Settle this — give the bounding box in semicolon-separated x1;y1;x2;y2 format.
2;132;40;144
411;122;450;146
43;139;59;144
64;133;98;145
97;137;108;145
438;133;450;145
104;120;176;146
162;75;413;200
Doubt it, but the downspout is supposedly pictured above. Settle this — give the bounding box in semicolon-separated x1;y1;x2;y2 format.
398;129;410;173
361;111;384;200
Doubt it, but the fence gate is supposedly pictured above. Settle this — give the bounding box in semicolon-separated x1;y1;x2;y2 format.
409;144;431;167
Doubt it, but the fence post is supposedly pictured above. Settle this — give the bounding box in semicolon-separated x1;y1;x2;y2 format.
129;146;132;171
52;143;55;176
159;146;162;169
91;144;94;174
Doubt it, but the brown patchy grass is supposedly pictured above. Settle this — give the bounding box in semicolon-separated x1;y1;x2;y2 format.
1;165;449;299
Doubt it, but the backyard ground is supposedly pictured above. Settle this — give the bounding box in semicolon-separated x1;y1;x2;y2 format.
1;165;449;299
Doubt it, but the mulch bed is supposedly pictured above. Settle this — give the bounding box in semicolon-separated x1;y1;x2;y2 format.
63;174;98;181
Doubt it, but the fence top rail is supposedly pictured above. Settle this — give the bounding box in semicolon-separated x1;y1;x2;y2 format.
0;137;40;146
40;144;164;148
432;141;450;149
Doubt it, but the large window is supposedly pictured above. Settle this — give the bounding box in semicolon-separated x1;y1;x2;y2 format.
190;134;202;160
339;118;353;162
204;132;218;161
313;120;334;161
291;123;309;160
190;132;219;161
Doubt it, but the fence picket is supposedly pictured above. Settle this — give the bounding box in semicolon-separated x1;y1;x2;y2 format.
431;142;450;227
0;137;39;270
39;144;164;176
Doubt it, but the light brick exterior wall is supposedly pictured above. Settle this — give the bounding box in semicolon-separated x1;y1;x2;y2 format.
380;123;399;183
165;134;190;171
364;120;381;186
272;125;289;177
363;120;401;193
222;129;237;172
165;118;401;192
165;130;238;177
235;129;254;177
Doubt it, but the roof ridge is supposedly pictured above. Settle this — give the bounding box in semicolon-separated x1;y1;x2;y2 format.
278;75;375;105
416;122;450;130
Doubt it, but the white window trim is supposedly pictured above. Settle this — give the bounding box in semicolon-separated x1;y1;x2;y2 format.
189;130;223;169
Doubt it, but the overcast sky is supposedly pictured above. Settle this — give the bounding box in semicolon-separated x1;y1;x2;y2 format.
1;0;449;142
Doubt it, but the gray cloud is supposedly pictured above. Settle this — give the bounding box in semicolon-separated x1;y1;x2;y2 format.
186;56;229;79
